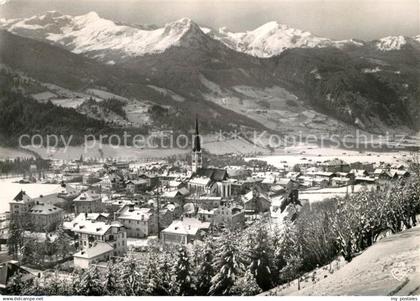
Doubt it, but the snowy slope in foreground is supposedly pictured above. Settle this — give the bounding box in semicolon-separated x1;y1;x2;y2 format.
272;225;420;295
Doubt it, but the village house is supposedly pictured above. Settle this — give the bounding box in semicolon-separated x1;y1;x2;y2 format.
374;169;393;184
73;241;114;269
331;176;351;187
69;220;127;257
161;217;210;245
213;203;245;229
125;179;149;194
9;191;35;215
185;196;222;210
115;204;158;238
321;159;351;173
64;213;110;230
9;191;63;231
197;208;215;223
161;188;188;205
389;169;410;180
354;176;376;185
28;202;63;232
241;189;271;214
73;191;102;215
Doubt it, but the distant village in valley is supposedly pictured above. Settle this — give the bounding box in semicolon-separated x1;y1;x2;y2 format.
0;119;417;294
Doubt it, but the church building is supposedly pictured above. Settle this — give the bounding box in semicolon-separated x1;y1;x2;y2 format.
188;119;232;198
191;118;202;173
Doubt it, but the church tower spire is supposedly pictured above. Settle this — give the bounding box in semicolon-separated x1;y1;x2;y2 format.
192;117;202;173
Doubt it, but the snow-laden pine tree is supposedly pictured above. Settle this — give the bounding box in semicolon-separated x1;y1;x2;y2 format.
171;246;195;295
73;265;103;296
144;252;171;295
246;225;275;291
195;240;215;295
232;269;262;296
144;253;158;295
273;220;302;284
209;236;245;295
103;261;121;295
44;272;71;295
22;277;45;295
118;256;145;295
158;253;173;295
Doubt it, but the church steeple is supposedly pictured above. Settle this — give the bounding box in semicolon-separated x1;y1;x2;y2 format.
191;117;202;173
193;117;201;152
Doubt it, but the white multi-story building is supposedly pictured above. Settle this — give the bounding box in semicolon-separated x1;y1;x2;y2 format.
73;191;102;215
114;205;158;238
68;219;127;257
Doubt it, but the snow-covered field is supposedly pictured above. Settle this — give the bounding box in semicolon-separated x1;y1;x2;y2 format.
299;185;375;203
246;144;413;168
50;98;86;108
85;88;128;102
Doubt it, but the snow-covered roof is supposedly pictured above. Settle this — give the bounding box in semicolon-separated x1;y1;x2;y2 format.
73;191;101;202
73;242;114;259
162;190;181;198
162;218;210;236
69;220;122;236
10;191;33;204
189;176;212;186
29;203;63;215
118;206;153;221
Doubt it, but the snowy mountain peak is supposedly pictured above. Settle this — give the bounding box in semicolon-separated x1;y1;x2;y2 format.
207;21;334;57
74;11;101;24
376;35;407;51
164;17;202;36
251;21;298;35
43;10;63;17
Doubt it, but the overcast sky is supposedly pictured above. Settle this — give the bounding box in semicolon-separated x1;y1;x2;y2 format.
1;0;419;40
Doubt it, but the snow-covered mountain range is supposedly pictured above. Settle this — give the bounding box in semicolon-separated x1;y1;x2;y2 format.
203;22;363;57
0;11;209;62
2;11;419;61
